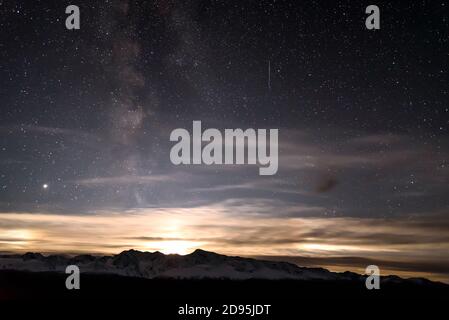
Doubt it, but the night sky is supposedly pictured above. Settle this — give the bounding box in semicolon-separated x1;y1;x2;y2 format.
1;1;448;282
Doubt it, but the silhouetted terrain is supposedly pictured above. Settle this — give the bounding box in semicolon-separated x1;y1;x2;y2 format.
0;250;448;304
1;252;448;318
1;270;448;301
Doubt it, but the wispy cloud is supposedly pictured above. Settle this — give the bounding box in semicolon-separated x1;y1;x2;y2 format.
75;173;181;186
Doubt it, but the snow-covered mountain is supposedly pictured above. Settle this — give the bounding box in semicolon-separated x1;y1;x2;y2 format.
0;249;351;280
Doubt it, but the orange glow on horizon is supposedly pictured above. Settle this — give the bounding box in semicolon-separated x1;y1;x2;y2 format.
0;208;448;282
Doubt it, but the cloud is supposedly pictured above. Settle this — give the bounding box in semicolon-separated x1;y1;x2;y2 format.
315;175;338;193
279;130;420;170
254;255;449;283
189;178;310;196
0;125;102;142
1;122;448;220
75;173;180;186
0;209;448;281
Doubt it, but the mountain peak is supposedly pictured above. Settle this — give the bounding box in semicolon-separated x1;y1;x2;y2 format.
115;249;218;257
22;252;44;260
118;249;141;255
190;249;216;255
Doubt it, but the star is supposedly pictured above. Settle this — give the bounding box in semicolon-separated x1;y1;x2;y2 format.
42;184;49;190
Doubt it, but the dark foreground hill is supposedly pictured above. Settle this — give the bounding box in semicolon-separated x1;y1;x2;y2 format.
1;269;448;301
0;249;448;303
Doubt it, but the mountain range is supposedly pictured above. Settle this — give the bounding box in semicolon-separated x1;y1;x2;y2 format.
0;249;439;286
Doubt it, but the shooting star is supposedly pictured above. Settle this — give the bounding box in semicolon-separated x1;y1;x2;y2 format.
268;60;272;91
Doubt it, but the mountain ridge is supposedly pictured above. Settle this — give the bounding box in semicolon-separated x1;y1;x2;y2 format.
0;249;444;286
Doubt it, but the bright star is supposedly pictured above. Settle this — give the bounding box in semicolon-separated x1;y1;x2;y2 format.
42;184;49;189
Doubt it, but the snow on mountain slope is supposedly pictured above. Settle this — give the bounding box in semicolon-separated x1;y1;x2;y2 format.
0;249;348;280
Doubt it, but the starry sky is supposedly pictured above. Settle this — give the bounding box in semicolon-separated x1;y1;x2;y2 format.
1;1;449;282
